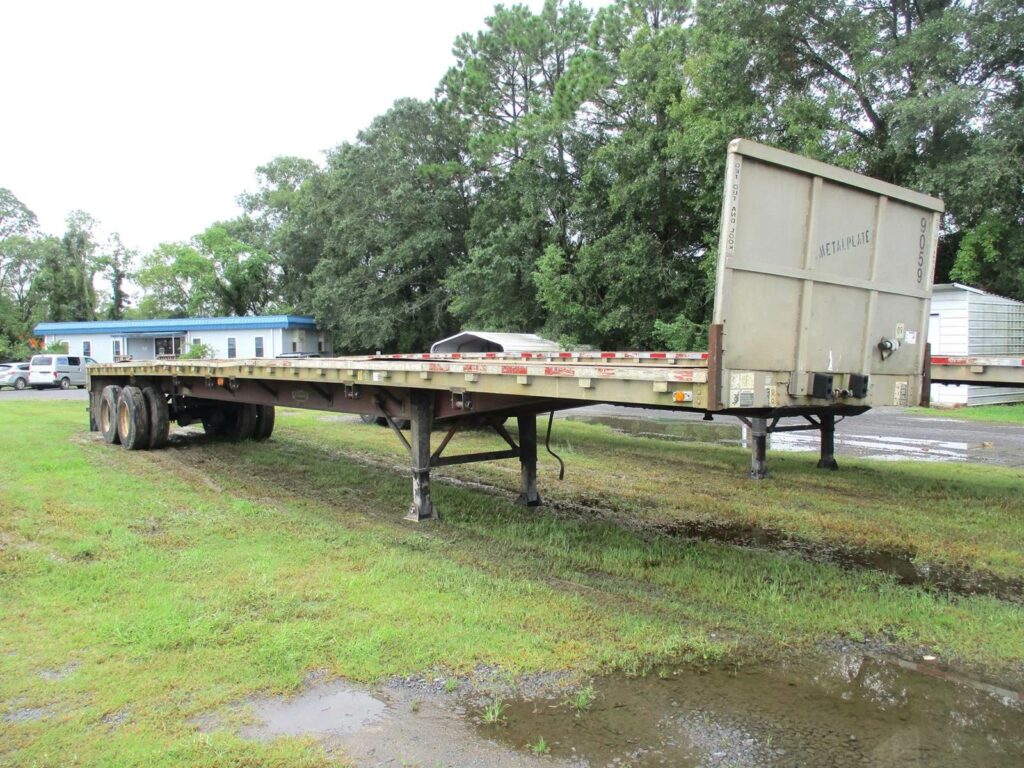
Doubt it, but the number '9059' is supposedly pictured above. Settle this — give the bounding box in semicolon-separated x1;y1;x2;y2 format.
916;217;927;283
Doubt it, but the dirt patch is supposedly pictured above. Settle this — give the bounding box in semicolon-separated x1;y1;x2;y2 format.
1;703;53;724
38;663;77;682
655;518;1024;604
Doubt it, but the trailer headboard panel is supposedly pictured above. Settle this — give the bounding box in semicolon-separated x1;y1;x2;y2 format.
711;139;944;410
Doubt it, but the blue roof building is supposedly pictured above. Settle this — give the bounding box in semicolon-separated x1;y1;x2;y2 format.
34;315;330;362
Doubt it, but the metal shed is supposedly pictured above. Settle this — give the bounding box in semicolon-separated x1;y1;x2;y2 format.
430;331;561;355
929;283;1024;406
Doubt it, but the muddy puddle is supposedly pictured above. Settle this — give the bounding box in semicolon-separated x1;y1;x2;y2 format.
207;651;1023;768
478;652;1024;767
240;684;385;740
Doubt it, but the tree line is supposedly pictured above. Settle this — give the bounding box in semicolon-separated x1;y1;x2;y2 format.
2;0;1021;359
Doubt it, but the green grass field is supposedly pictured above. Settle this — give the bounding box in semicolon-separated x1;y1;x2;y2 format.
913;403;1024;424
1;400;1022;766
282;409;1024;581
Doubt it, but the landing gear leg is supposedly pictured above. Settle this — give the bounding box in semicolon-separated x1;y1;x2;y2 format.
749;417;769;479
817;411;839;470
516;413;541;507
405;390;437;521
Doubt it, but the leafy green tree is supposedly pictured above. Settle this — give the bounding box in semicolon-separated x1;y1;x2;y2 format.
97;233;134;320
441;0;592;332
306;99;472;352
137;223;279;319
136;242;220;318
534;0;715;348
0;188;38;240
238;156;321;309
1;189;43;354
0;235;55;360
196;221;279;316
32;211;98;322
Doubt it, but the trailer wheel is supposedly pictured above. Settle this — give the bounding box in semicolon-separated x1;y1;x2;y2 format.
99;385;122;444
202;409;229;436
117;386;150;450
142;385;170;449
226;404;257;441
253;405;275;441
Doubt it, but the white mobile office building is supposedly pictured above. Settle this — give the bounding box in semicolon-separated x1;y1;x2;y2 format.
33;315;331;364
929;284;1024;406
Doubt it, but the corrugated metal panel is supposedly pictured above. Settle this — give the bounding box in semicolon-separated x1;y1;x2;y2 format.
966;386;1024;406
966;291;1024;356
34;315;319;335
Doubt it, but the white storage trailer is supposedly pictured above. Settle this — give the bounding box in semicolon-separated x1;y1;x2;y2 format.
88;139;949;519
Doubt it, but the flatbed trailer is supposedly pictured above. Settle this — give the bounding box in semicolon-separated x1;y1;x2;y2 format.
929;355;1024;389
87;139;952;519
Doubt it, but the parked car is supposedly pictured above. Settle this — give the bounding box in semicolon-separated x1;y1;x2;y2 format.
0;362;30;390
28;355;96;389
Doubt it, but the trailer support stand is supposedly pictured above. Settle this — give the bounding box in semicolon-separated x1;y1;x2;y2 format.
749;417;769;479
405;390;437;522
516;413;541;506
816;412;838;470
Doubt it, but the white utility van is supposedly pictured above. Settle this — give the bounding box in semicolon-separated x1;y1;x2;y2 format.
28;355;96;389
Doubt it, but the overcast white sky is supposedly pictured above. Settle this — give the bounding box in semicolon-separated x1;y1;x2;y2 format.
2;0;607;256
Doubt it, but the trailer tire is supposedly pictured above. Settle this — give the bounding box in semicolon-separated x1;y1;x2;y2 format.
226;404;257;441
253;405;275;441
99;385;122;445
117;386;150;450
202;410;229;436
142;386;170;449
